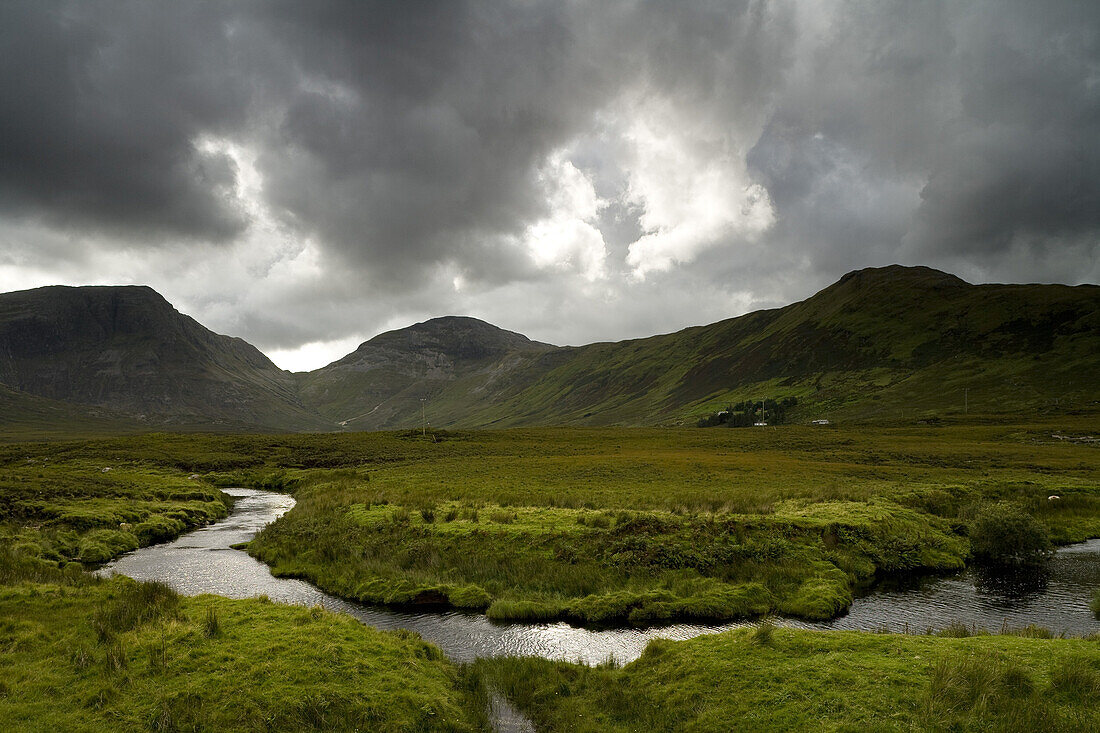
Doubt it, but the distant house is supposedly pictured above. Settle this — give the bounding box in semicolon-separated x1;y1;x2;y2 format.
753;421;768;427
811;419;830;426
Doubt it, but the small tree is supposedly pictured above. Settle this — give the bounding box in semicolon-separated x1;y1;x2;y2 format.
969;503;1051;566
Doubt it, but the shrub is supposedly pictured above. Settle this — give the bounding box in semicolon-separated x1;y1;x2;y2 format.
969;504;1051;566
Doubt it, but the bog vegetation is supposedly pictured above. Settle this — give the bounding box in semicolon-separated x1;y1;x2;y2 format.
0;552;486;731
1;418;1098;729
243;420;1100;623
475;627;1100;732
2;419;1098;624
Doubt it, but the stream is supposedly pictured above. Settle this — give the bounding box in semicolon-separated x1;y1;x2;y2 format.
99;488;1100;667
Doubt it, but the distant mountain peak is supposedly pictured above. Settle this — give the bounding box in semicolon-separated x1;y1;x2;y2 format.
835;264;969;288
0;284;333;430
347;314;553;360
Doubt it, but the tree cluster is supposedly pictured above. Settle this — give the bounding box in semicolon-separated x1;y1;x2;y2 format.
696;397;798;428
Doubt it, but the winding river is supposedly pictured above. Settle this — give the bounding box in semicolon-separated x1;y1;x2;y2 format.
99;489;1100;668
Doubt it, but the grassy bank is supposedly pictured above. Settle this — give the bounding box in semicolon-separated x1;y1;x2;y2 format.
250;497;966;623
0;555;485;731
244;420;1100;623
0;455;230;566
475;626;1100;732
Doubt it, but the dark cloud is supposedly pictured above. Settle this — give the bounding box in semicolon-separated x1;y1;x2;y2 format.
253;0;614;286
0;2;267;242
0;0;1097;367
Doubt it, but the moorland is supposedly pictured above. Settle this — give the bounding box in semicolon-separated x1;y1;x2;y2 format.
1;419;1099;730
2;264;1099;730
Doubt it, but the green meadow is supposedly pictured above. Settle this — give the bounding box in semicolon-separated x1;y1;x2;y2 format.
475;625;1100;732
1;418;1099;730
2;419;1098;624
243;419;1100;623
0;556;485;731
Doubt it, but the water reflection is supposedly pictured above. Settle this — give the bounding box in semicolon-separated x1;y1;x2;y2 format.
972;564;1050;601
99;489;1100;666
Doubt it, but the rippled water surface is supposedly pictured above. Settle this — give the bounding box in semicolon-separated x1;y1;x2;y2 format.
100;489;1100;665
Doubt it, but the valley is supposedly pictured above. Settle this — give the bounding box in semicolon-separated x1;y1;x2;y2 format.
2;266;1099;731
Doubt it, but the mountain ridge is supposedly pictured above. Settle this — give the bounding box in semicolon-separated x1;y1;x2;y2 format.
1;265;1097;433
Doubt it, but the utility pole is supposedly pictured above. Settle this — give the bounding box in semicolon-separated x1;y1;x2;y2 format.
964;388;968;414
420;398;427;436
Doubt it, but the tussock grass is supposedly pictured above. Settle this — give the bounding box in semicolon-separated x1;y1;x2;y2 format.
225;420;1100;624
202;607;220;637
92;579;180;641
475;628;1100;732
0;577;486;732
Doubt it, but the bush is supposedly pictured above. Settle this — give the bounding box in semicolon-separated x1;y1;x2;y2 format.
969;504;1051;566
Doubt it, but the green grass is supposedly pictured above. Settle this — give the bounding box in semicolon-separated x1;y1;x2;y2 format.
0;558;486;731
3;421;1097;624
474;627;1100;731
237;419;1100;623
0;456;230;567
1;421;1098;728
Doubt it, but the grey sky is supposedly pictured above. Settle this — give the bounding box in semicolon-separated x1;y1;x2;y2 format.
1;0;1097;370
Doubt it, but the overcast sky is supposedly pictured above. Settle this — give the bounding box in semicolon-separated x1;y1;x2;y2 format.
1;1;1097;370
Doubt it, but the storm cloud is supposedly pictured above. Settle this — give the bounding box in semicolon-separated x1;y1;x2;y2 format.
1;0;1097;369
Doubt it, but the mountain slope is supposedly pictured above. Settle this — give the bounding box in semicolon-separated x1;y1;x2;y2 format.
452;265;1100;426
0;285;333;431
298;316;556;429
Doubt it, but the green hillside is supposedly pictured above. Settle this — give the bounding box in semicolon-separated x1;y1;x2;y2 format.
0;383;138;440
437;266;1100;427
297;316;555;429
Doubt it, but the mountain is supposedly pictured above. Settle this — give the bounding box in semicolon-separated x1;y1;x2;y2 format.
0;285;332;431
1;267;1097;435
442;265;1100;426
297;316;557;429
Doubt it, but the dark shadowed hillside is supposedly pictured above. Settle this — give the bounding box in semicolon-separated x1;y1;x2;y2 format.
297;316;557;429
0;286;333;431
